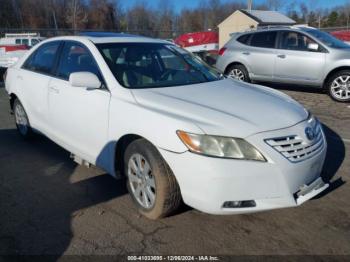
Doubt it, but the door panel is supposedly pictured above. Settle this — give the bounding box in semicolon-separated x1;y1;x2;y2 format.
245;47;276;81
274;51;325;84
48;78;110;164
17;41;61;131
48;41;110;164
246;31;277;81
16;70;51;131
274;31;326;85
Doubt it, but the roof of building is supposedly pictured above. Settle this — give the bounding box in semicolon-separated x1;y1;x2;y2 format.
239;9;296;25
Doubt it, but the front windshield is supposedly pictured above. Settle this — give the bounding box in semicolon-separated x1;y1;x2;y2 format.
302;28;350;49
96;42;221;89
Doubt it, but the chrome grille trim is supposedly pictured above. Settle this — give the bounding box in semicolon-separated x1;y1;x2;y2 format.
265;124;324;163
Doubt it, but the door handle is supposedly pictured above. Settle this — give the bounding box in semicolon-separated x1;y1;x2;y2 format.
242;52;250;55
277;54;286;59
17;75;23;80
49;86;60;94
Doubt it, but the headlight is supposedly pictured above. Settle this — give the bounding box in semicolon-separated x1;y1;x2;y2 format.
177;130;266;161
307;112;319;127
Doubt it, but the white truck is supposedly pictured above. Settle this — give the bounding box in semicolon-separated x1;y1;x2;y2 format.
0;33;45;48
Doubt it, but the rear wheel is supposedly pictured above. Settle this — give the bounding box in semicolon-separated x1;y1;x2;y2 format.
124;139;182;219
226;64;250;82
13;99;33;138
327;70;350;102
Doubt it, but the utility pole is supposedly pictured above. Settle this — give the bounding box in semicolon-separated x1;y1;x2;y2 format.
53;11;58;30
247;0;252;11
318;15;321;29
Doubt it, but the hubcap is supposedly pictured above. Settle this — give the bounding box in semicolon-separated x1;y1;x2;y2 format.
331;75;350;100
14;103;28;135
228;69;245;81
127;153;156;209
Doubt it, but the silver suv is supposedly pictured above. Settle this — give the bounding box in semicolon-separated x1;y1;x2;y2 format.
216;26;350;102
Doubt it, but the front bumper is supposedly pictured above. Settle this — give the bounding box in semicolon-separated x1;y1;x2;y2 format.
159;120;328;215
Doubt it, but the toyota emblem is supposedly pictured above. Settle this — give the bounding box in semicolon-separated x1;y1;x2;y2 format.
305;127;315;141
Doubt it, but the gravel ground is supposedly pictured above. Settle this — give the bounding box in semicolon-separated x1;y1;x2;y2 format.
0;82;349;259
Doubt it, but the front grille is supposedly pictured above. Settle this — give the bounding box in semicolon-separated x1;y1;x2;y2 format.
265;124;324;163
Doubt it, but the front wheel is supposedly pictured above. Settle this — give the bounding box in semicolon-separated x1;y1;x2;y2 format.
226;64;250;82
124;139;182;219
327;70;350;102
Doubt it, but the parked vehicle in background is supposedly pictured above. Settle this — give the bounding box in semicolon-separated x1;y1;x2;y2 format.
330;30;350;45
0;33;45;48
175;31;219;66
0;44;29;81
216;26;350;102
4;35;329;219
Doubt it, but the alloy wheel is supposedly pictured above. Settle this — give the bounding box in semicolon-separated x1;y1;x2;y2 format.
127;153;156;209
331;75;350;101
228;69;245;81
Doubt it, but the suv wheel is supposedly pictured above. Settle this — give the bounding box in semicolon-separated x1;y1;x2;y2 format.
226;64;250;82
327;70;350;102
13;99;33;138
124;139;182;219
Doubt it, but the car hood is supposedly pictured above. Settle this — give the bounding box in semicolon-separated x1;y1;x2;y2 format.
131;79;308;138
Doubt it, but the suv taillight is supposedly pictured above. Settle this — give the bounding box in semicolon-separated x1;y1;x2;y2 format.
218;47;227;56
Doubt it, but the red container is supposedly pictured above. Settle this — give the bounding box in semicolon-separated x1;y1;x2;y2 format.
0;44;28;52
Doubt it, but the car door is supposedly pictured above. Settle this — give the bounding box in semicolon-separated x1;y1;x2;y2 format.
244;31;277;81
274;30;326;85
48;41;111;164
18;41;62;132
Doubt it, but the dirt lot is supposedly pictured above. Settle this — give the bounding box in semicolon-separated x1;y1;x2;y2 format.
0;82;349;258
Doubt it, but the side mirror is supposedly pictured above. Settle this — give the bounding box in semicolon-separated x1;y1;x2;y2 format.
308;43;319;51
69;72;101;89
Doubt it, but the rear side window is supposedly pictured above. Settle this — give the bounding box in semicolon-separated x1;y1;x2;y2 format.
31;39;39;46
250;32;277;48
56;42;102;81
237;34;251;45
22;39;29;46
23;41;60;74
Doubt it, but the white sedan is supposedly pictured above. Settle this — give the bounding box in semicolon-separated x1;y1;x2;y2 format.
4;35;329;219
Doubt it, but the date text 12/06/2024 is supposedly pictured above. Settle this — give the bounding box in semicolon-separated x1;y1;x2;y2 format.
127;255;220;261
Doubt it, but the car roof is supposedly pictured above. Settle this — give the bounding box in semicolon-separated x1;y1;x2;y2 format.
237;26;312;36
42;34;168;45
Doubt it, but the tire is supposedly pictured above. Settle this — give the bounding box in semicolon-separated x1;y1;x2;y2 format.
0;67;6;82
226;64;250;83
13;99;33;138
326;70;350;102
124;139;182;219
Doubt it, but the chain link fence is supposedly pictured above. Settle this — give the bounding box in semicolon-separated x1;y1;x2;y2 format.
0;28;189;39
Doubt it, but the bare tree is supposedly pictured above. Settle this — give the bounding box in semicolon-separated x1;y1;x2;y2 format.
156;0;175;38
88;0;116;29
126;1;156;36
1;0;350;37
266;0;285;11
66;0;87;30
344;3;350;28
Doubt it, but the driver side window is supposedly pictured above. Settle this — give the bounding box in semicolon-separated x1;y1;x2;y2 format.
279;31;318;52
56;42;102;81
